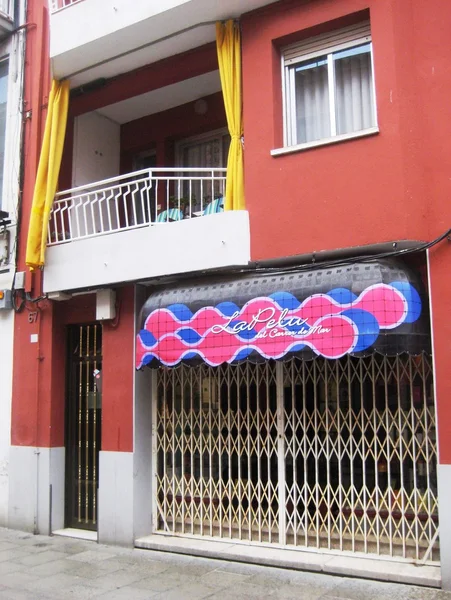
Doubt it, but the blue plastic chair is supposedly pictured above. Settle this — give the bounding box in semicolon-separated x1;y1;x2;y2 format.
156;208;184;222
203;197;224;216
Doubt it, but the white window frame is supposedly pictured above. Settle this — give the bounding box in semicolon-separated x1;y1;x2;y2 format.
175;127;230;169
278;21;378;154
173;128;229;211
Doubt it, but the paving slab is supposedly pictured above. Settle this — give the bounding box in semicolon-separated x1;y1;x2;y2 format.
16;550;71;567
0;527;449;599
96;589;158;600
0;561;26;576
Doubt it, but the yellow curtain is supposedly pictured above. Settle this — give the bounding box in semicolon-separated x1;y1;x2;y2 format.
26;79;70;270
216;20;245;211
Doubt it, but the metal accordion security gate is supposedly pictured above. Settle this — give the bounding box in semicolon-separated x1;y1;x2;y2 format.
154;354;438;563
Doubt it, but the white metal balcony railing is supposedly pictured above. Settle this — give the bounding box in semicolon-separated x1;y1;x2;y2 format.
48;168;227;246
50;0;84;14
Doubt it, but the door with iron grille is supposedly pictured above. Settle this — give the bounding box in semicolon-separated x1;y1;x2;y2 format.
154;355;439;564
65;324;102;530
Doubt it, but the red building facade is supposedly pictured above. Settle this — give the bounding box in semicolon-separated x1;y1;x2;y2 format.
9;0;451;588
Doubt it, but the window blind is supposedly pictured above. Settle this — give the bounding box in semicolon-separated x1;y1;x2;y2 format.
283;21;371;66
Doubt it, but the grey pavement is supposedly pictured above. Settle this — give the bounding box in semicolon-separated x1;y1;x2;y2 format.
0;527;448;600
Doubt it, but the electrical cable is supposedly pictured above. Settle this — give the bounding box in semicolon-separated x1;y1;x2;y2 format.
106;298;121;329
25;292;47;303
11;288;25;312
251;227;451;277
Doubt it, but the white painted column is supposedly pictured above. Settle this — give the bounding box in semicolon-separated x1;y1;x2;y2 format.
98;285;153;546
437;466;451;590
98;450;134;546
133;284;153;539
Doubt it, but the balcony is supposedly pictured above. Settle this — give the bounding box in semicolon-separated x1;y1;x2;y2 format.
49;0;279;87
43;168;250;294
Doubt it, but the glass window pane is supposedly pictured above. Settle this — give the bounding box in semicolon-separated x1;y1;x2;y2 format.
293;58;330;144
180;135;227;207
334;42;371;61
334;44;375;135
222;134;230;168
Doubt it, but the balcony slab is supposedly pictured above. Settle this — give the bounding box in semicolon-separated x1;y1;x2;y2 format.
50;0;279;86
43;210;250;293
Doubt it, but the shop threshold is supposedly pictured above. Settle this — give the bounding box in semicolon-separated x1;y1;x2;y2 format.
53;528;98;542
135;534;440;588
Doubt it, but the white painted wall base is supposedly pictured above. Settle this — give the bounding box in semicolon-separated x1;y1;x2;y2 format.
98;450;134;546
9;444;147;545
8;446;65;535
437;464;451;590
0;310;14;527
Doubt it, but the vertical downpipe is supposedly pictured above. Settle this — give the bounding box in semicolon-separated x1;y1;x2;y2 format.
49;483;53;534
34;448;40;534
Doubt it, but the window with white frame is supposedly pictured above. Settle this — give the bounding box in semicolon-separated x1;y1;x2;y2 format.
177;128;230;173
282;21;376;148
176;128;230;209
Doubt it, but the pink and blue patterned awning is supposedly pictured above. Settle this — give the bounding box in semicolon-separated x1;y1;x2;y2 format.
136;261;429;369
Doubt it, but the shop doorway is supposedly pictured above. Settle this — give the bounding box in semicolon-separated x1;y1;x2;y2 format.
65;324;102;531
154;355;438;563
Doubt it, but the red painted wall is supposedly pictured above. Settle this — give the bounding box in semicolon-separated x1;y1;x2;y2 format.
11;0;135;452
11;0;51;447
12;8;222;453
12;289;97;448
241;0;451;463
12;277;134;453
241;0;451;259
121;92;226;171
14;0;451;468
101;286;135;453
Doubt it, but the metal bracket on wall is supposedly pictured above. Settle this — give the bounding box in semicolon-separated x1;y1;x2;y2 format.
0;228;10;269
0;289;12;309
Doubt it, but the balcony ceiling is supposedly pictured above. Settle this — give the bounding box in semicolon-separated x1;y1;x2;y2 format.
50;0;280;88
96;70;221;125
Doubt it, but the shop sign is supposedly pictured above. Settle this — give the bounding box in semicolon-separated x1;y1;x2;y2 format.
136;282;421;368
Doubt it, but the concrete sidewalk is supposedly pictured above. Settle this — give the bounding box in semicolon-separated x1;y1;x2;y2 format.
0;527;447;600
